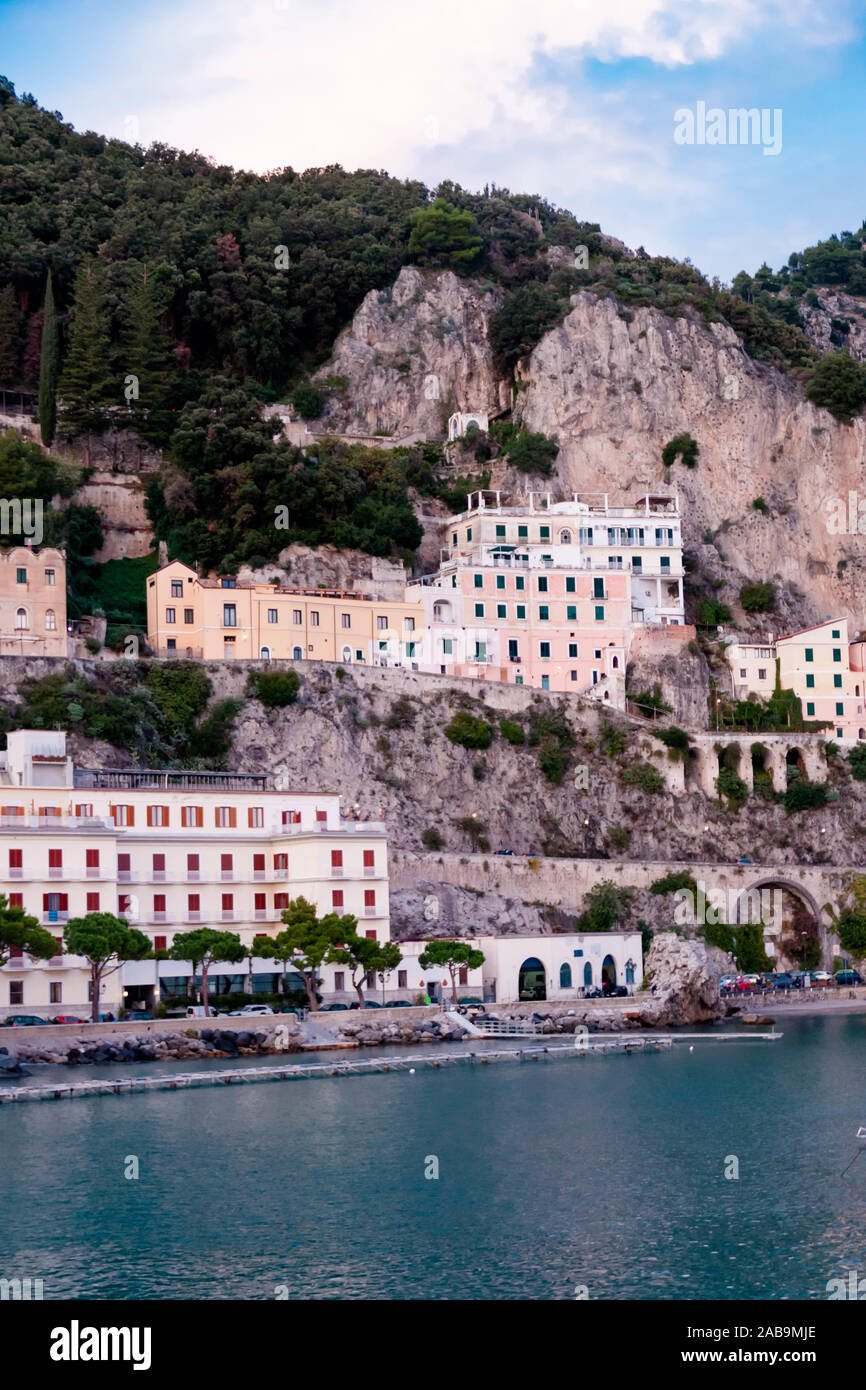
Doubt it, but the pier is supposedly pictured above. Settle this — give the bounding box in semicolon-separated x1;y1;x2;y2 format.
0;1031;781;1105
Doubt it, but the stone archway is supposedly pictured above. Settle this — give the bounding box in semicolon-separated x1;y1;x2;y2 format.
734;877;824;970
518;957;546;1002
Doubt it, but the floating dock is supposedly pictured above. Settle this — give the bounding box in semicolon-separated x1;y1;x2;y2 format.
0;1031;781;1105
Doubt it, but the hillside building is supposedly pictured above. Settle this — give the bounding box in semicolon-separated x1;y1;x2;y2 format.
0;546;67;658
726;617;866;742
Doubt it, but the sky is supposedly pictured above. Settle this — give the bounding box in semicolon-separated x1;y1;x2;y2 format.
1;0;864;282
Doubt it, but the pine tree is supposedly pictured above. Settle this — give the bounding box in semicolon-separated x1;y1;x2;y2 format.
0;283;21;384
58;263;114;449
120;261;175;443
21;310;43;389
37;271;58;444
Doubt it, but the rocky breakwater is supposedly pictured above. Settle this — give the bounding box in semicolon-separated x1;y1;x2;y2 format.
635;933;723;1026
9;1024;304;1068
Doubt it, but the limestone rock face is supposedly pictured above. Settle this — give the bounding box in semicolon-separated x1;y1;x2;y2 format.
800;291;866;362
639;932;722;1025
313;266;509;438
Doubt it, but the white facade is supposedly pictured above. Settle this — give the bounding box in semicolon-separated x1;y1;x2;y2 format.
448;411;489;441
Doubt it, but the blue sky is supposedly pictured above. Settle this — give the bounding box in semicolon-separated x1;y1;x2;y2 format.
1;0;864;281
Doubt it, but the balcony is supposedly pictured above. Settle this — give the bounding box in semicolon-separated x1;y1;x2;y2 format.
220;870;234;881
153;870;166;882
86;866;102;879
42;911;69;924
118;870;132;882
221;911;234;922
364;905;377;916
187;870;200;882
152;912;167;924
253;870;266;881
187;911;201;924
8;866;22;879
254;909;268;921
48;867;63;879
363;866;376;877
273;867;289;880
331;866;344;878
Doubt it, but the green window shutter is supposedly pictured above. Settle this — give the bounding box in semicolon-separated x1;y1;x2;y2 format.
834;674;842;688
497;604;506;618
495;524;506;537
806;702;815;716
515;575;525;591
539;526;550;539
806;674;815;688
595;605;605;621
474;602;484;618
496;575;505;590
516;604;526;620
805;648;813;661
836;702;844;716
539;605;549;621
567;605;577;620
566;577;576;593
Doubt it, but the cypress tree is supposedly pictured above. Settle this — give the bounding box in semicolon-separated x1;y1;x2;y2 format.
58;263;113;451
37;271;58;444
121;261;175;444
0;283;21;384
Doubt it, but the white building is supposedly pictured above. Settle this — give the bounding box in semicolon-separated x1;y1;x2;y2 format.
447;411;489;441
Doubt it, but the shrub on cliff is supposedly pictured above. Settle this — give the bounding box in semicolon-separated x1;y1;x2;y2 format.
661;432;699;468
740;581;776;613
783;779;828;814
716;766;749;809
445;711;493;749
408;199;483;269
246;668;301;707
848;744;866;780
622;760;664;793
805;349;866;422
499;717;525;745
488;283;565;373
651;870;697;896
504;430;559;477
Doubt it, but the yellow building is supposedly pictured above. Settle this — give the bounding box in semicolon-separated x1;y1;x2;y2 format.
146;561;424;665
777;618;866;741
0;546;67;657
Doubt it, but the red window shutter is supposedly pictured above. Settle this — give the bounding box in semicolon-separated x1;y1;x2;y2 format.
147;806;153;827
154;894;166;912
331;849;343;867
363;849;374;867
153;853;166;871
154;936;167;952
364;890;376;907
332;890;344;908
188;894;200;911
59;894;68;910
365;930;377;940
274;893;289;909
86;892;100;911
222;893;233;910
254;893;266;910
128;806;135;827
119;895;131;914
109;803;116;823
221;854;232;870
48;848;62;867
281;810;289;825
9;848;22;868
187;853;200;871
118;853;130;871
274;854;287;871
9;944;23;959
9;893;23;908
316;810;327;822
459;967;468;985
43;893;50;910
253;853;265;871
228;808;237;828
85;849;99;868
254;933;269;941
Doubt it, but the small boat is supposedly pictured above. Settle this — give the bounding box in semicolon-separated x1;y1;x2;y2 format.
857;1127;866;1139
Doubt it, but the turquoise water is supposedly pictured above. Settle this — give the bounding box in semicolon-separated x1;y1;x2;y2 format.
2;1015;866;1300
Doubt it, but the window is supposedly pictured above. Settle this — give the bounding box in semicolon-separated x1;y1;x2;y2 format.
806;674;815;689
118;853;131;878
165;607;176;624
86;892;100;911
496;574;505;590
595;605;605;621
147;805;169;827
215;807;237;828
341;613;351;629
181;806;203;828
222;604;236;627
293;610;303;625
152;853;166;878
154;936;167;952
171;580;183;598
332;890;344;909
253;853;265;873
248;806;264;828
515;575;525;591
188;893;200;912
268;609;278;624
539;526;550;540
221;893;234;912
48;848;62;868
567;605;577;621
331;849;343;868
805;648;813;662
50;982;62;1004
376;615;389;631
516;604;526;620
254;893;267;912
474;640;486;661
16;567;26;584
539;641;551;659
334;971;345;991
833;648;842;663
495;524;506;537
836;702;845;716
310;611;319;627
566;577;576;593
593;577;605;599
45;568;55;586
442;638;453;654
451;533;457;547
834;674;843;688
398;970;408;989
474;574;483;589
45;609;56;630
184;608;194;624
293;646;302;659
660;556;670;571
568;643;578;658
187;853;200;876
497;604;506;618
541;675;550;690
570;670;577;681
466;528;472;541
364;889;376;908
560;963;572;988
806;701;815;716
405;617;415;632
518;525;528;538
538;605;549;621
363;849;375;869
474;602;484;618
220;853;233;876
832;629;840;639
537;576;548;593
10;982;23;1005
740;668;747;678
758;669;767;680
8;848;22;869
221;578;236;588
15;608;27;629
274;853;288;870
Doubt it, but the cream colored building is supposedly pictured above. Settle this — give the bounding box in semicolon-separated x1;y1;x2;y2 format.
0;730;389;1017
726;618;866;742
0;545;67;657
146;560;424;665
727;637;776;701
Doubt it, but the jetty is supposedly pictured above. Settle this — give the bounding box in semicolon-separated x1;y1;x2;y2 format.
0;1030;781;1105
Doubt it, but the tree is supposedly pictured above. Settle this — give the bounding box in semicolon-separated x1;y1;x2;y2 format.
505;430;559;476
578;881;634;932
120;261;175;444
407;199;482;269
330;933;402;1006
445;711;493;749
266;896;346;1012
168;927;245;1016
488;283;564;373
291;385;325;420
58;263;114;450
37;270;58;445
662;433;699;468
806;350;866;422
64;911;150;1022
417;939;484;1005
740;581;776;613
0;282;21;383
0;893;58;967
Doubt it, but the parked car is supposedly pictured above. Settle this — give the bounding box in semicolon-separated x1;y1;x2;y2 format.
737;856;754;864
770;972;795;990
835;970;864;986
602;984;628;998
319;1003;349;1011
1;1015;49;1027
362;1001;382;1009
522;850;542;857
458;996;483;1005
185;1005;227;1018
126;1011;153;1021
720;975;737;991
809;971;833;983
227;1004;274;1016
494;849;514;856
387;1000;412;1007
52;1015;86;1025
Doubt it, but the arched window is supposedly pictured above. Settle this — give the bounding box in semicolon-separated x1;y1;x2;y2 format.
583;962;593;987
292;646;302;660
341;645;352;662
45;609;56;630
559;529;572;545
433;601;451;622
559;962;572;989
15;608;27;630
611;655;619;668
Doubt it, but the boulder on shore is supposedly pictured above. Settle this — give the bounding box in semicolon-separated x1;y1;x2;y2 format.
637;933;722;1026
